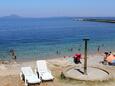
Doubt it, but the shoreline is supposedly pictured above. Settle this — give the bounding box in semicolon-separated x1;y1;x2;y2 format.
0;52;104;63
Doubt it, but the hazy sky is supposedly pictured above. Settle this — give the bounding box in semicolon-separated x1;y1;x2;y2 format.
0;0;115;17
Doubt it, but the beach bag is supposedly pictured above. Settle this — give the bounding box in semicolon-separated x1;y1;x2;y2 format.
111;60;115;63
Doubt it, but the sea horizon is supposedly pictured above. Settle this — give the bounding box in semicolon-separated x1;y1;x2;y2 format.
1;15;115;19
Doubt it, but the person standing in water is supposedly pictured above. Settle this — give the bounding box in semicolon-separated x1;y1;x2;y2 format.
97;45;100;52
56;50;61;55
10;49;17;61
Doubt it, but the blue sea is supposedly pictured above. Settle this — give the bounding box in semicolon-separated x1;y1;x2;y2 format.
0;17;115;60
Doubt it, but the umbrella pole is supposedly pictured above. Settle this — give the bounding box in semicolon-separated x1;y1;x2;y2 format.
83;38;89;75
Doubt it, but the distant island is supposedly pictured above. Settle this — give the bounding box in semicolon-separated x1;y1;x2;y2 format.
82;18;115;23
0;14;22;19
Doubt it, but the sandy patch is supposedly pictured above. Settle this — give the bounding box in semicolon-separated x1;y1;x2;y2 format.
0;55;115;86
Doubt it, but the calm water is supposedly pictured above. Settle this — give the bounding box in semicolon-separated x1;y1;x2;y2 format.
0;17;115;60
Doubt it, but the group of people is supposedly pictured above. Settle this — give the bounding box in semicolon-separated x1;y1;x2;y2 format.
102;51;115;65
64;51;115;66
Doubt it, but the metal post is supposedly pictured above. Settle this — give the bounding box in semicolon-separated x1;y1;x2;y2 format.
83;38;89;75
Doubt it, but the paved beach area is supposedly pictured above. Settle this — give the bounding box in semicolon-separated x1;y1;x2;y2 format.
0;54;115;86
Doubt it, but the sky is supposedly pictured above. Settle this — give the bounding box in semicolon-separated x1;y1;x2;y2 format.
0;0;115;18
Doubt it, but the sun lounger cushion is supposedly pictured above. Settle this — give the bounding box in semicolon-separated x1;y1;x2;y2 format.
21;67;33;76
40;72;54;80
37;60;48;72
25;74;40;83
21;67;41;85
36;60;54;80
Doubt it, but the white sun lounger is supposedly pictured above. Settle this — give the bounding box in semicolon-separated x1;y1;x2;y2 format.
20;67;41;86
36;60;54;81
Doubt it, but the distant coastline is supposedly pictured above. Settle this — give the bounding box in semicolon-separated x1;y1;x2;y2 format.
82;18;115;23
1;15;115;23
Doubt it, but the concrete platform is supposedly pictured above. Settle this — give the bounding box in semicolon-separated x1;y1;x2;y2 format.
63;66;112;81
